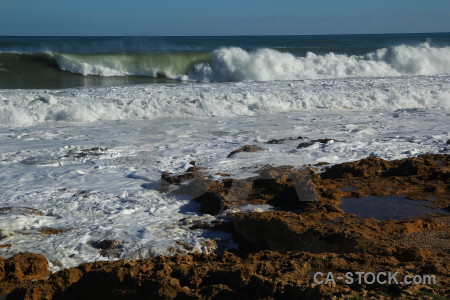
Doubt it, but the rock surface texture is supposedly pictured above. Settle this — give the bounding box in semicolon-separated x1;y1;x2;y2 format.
2;154;449;299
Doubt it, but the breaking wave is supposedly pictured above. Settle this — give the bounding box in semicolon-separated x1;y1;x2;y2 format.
191;43;450;81
1;43;450;85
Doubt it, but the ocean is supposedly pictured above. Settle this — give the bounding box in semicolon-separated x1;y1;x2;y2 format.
0;33;449;271
2;33;450;89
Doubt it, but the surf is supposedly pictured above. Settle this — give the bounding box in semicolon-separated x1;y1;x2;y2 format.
190;42;450;82
1;75;449;127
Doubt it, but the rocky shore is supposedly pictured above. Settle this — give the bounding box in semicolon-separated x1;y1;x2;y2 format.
1;153;449;299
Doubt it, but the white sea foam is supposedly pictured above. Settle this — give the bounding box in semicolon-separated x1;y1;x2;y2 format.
191;43;450;81
0;76;449;127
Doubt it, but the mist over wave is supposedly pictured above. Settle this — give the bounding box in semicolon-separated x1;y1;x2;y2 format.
1;76;449;127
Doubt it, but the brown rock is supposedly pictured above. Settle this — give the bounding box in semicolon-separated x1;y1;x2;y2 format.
0;253;50;296
3;253;50;281
232;212;367;254
4;154;450;299
394;247;432;262
0;207;45;216
39;227;70;235
7;250;450;300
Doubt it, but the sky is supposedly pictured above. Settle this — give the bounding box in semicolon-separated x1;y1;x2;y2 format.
0;0;449;36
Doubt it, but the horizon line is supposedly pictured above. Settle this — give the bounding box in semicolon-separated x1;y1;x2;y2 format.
0;31;449;38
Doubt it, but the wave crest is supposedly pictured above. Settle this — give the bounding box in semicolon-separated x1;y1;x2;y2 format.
191;43;450;82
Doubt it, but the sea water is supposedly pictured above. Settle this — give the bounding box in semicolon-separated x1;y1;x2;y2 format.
0;34;449;271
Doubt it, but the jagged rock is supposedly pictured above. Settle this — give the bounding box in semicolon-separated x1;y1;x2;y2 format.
0;253;50;295
6;249;450;300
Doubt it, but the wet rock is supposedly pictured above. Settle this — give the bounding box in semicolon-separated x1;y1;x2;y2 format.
89;240;124;258
215;172;231;177
193;191;225;215
76;147;107;158
177;175;213;199
296;138;337;149
161;165;207;188
165;165;319;214
447;139;450;144
247;166;319;208
296;141;315;148
90;240;123;250
0;207;45;216
314;138;336;143
314;161;330;166
161;172;196;185
227;145;263;158
39;227;70;235
266;136;305;144
189;220;233;232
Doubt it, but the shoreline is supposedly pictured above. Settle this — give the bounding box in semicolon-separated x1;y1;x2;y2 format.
1;153;449;299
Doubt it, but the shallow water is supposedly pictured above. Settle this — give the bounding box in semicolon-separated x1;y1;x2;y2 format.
340;195;449;220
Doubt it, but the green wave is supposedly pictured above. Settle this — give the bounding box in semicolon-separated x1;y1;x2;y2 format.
0;51;211;89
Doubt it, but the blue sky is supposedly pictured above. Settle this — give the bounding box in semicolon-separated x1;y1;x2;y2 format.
1;0;449;36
